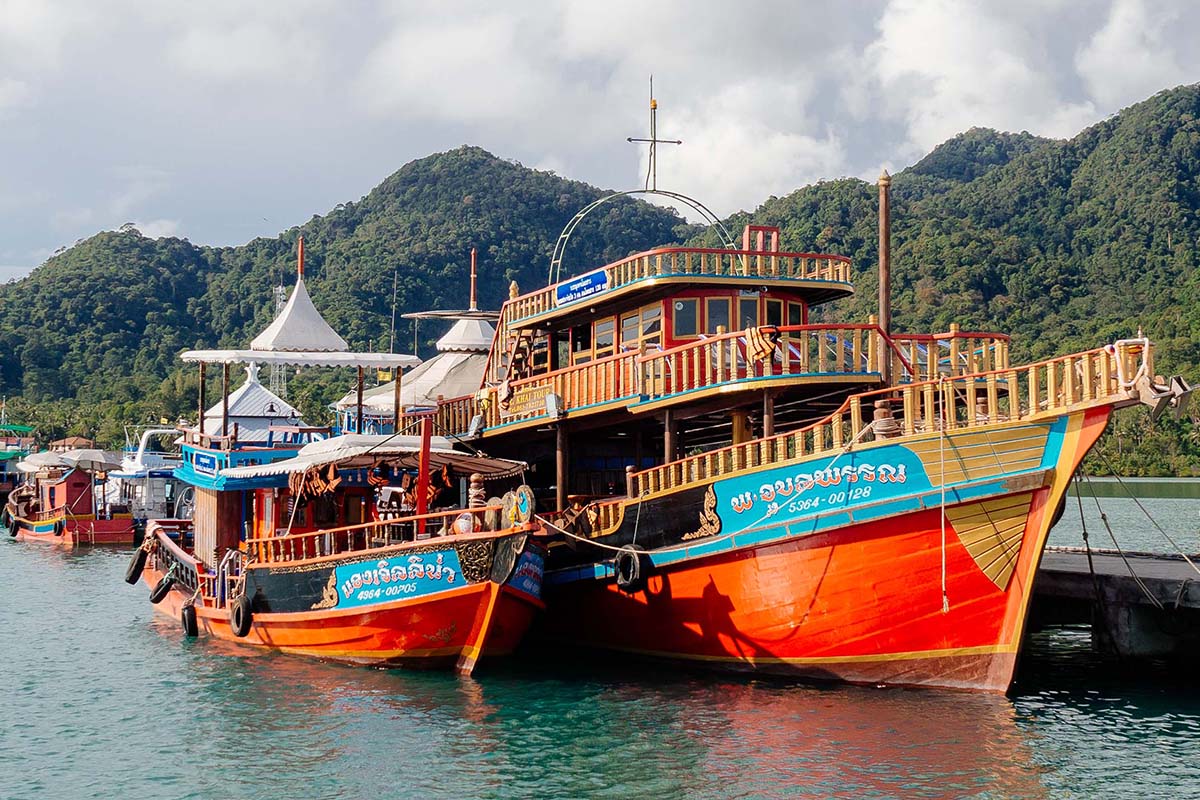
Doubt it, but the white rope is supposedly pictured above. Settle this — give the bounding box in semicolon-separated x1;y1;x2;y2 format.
542;418;880;557
939;376;950;613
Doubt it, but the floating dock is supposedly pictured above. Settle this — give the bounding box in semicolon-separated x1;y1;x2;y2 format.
1033;547;1200;657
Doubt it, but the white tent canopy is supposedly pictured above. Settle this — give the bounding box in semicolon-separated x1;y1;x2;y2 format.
250;276;349;352
16;450;69;473
182;350;419;369
220;433;526;481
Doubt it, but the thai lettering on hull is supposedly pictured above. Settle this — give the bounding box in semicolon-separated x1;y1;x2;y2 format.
334;550;463;609
714;446;933;531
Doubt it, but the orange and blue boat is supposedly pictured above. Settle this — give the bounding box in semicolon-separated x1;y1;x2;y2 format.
408;148;1191;690
128;239;546;674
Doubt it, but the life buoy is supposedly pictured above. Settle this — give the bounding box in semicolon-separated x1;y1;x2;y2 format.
614;544;651;594
180;604;198;637
230;594;253;638
124;547;149;585
149;574;175;604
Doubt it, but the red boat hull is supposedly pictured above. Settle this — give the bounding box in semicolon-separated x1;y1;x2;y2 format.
540;407;1110;692
143;564;541;668
14;518;136;547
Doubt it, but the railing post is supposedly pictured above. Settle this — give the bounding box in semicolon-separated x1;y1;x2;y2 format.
867;315;879;373
948;323;960;376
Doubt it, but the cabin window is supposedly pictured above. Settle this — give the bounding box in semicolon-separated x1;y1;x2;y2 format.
572;324;592;364
594;317;615;360
738;297;758;330
621;313;639;347
705;298;730;333
673;299;699;337
555;336;570;371
788;302;803;327
529;335;550;374
765;298;783;327
313;495;338;526
640;304;662;347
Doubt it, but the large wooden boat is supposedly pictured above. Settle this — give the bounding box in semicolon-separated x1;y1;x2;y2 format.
131;431;545;673
399;208;1190;692
128;239;546;674
6;448;136;546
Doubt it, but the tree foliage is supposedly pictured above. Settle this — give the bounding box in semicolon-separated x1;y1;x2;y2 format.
5;87;1200;472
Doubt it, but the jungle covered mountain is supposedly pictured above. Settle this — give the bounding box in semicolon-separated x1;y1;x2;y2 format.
5;85;1200;472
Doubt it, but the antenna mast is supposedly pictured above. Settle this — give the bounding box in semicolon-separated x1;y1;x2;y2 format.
627;76;682;190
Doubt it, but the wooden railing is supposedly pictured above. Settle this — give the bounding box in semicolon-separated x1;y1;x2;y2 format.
502;246;852;327
427;322;1015;437
638;325;884;403
628;339;1149;497
890;323;1010;383
246;506;508;564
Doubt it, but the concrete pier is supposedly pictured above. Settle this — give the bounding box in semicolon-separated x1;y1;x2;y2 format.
1032;547;1200;658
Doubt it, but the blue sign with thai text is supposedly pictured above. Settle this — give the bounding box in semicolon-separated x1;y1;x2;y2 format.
714;445;933;533
554;268;609;307
193;452;219;477
334;550;463;609
507;550;544;600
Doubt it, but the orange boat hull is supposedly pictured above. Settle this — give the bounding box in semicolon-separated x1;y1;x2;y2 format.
540;406;1110;692
143;564;541;668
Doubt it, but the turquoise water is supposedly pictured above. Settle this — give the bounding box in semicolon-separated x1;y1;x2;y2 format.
4;493;1200;799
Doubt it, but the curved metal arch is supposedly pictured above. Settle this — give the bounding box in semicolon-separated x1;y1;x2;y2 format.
548;189;742;286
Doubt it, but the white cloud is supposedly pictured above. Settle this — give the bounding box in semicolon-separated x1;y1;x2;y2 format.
167;22;324;83
0;77;31;114
130;218;182;238
859;0;1099;155
1076;0;1193;109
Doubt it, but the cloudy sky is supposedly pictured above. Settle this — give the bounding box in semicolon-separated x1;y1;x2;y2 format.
1;0;1198;281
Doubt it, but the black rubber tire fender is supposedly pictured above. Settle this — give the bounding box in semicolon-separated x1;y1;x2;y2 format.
230;594;253;638
614;544;651;594
180;604;199;637
149;575;175;604
124;547;149;585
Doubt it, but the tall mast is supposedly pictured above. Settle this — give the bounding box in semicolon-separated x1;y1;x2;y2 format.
878;170;892;385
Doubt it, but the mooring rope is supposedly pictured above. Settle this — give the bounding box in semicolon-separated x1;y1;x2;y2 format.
1094;451;1200;580
1081;472;1165;610
539;418;881;558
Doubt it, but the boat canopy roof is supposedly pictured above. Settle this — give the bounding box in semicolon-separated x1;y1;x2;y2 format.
219;433;526;480
181;349;419;369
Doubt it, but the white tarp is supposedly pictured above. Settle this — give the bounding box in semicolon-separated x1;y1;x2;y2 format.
219;433;526;480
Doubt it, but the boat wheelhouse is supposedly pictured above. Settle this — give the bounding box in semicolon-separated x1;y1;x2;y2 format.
410;189;1190;691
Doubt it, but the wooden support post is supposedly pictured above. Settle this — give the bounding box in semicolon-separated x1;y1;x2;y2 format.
731;410;751;445
663;408;677;463
392;367;403;434
556;422;568;513
355;366;365;434
762;392;775;439
221;363;230;439
416;415;433;535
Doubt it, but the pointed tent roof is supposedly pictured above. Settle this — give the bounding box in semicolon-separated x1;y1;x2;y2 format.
203;363;304;441
436;317;495;353
335;317;494;414
250;276;349;352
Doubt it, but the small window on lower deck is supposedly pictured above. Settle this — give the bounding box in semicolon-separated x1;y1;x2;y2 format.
788;302;803;327
673;299;698;337
705;298;730;333
765;298;783;327
739;297;759;330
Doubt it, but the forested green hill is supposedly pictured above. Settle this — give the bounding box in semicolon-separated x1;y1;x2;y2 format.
6;86;1200;473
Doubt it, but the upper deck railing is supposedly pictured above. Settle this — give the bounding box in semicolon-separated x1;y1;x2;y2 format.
501;246;853;329
424;323;1011;438
627;339;1148;498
